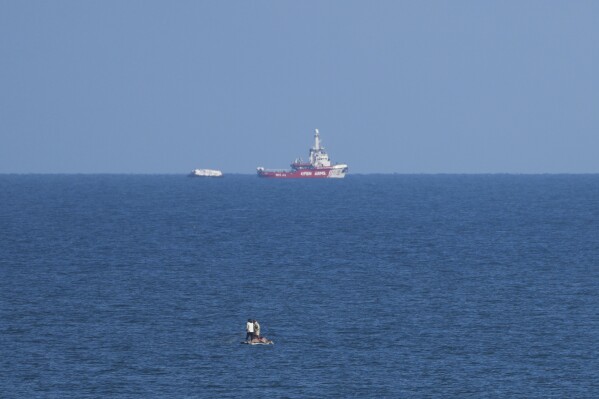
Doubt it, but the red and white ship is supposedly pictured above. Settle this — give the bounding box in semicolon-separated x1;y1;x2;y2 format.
257;129;348;178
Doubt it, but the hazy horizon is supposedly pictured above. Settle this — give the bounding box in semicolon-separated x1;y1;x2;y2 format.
3;172;599;177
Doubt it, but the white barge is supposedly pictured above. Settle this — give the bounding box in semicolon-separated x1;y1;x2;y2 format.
188;169;223;177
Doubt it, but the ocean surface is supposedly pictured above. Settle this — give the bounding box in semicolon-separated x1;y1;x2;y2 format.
1;174;598;398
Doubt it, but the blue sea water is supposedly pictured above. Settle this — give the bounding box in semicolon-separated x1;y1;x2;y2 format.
1;174;598;398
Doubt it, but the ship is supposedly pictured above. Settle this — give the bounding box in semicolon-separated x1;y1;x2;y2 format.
257;129;348;178
189;169;223;177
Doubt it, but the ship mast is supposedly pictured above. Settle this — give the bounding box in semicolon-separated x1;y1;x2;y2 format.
314;129;321;151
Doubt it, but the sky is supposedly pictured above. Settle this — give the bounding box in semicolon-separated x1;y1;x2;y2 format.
1;1;598;174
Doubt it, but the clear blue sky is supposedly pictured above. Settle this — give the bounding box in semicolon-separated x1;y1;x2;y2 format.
1;1;598;173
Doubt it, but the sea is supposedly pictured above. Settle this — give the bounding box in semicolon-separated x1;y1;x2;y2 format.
1;174;598;398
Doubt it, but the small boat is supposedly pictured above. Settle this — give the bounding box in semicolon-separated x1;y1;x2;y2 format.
241;337;274;345
188;169;223;177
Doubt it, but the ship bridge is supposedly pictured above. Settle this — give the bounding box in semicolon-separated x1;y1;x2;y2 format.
309;129;331;167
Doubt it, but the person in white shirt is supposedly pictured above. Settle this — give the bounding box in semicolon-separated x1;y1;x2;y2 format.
253;320;261;338
245;319;254;341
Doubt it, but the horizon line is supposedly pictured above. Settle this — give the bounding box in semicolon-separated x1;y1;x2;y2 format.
2;172;599;176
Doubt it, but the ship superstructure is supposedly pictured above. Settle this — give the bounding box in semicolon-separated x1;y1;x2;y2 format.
257;129;348;178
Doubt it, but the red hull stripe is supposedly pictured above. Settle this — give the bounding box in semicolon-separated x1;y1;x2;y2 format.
258;169;332;178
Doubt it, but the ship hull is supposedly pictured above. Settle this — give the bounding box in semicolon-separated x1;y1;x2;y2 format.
257;166;347;179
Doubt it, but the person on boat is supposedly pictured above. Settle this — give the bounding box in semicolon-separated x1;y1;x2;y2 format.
245;319;254;342
253;319;261;338
242;320;273;344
